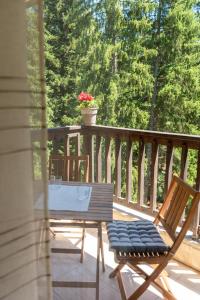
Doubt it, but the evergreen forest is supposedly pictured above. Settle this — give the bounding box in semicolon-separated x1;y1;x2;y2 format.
44;0;200;135
44;0;200;201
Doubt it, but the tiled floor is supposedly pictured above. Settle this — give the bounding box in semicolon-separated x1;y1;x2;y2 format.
51;221;200;300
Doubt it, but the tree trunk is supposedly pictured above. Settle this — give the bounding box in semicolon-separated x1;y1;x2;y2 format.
146;0;163;202
148;0;163;131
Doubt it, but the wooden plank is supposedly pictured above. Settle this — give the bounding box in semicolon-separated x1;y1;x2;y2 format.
150;141;159;212
164;142;173;195
138;139;145;207
126;138;132;203
51;248;81;254
115;136;122;199
180;144;188;181
96;135;102;183
52;281;96;288
105;136;111;183
170;191;190;234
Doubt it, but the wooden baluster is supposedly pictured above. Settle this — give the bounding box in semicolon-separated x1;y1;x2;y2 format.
83;133;94;182
105;137;111;183
52;137;59;154
48;157;52;180
69;159;74;181
180;144;188;181
138;139;145;207
115;136;121;200
192;148;200;238
74;134;80;181
164;142;173;196
77;133;81;181
64;135;70;180
126;138;132;203
179;144;188;226
150;140;159;212
96;135;102;183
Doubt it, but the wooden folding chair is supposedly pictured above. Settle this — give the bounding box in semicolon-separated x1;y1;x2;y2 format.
49;154;65;180
49;154;89;262
49;154;89;182
107;175;200;300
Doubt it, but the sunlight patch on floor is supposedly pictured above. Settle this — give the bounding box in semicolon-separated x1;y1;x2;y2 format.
167;277;200;300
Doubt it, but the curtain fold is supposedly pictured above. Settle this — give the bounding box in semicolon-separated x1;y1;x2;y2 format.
0;1;51;299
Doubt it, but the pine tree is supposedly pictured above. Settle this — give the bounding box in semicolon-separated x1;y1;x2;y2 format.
148;0;200;134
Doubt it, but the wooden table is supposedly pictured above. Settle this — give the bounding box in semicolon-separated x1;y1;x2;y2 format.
49;181;113;300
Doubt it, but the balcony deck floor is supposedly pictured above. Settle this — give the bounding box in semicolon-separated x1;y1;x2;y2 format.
51;210;200;300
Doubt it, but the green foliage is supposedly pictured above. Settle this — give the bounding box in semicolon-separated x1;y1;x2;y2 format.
44;0;200;201
44;0;200;134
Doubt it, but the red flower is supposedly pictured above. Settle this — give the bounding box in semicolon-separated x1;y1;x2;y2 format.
78;92;94;101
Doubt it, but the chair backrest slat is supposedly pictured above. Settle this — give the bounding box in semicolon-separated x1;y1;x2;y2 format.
154;175;200;245
166;186;187;228
49;154;65;180
164;181;181;223
169;190;189;233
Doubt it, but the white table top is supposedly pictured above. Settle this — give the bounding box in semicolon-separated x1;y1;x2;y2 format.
48;184;92;211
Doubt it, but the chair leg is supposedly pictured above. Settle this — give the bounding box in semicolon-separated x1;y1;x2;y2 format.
100;223;105;272
154;275;176;300
128;262;176;300
117;271;127;300
49;228;56;239
109;263;125;278
80;227;85;263
128;261;169;300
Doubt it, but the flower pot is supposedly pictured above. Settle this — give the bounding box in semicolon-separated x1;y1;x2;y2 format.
81;108;98;126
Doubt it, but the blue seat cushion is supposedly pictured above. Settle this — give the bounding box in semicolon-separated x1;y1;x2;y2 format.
107;220;170;253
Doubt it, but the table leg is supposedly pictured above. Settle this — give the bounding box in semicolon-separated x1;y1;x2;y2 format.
80;226;85;263
100;223;105;272
96;224;100;300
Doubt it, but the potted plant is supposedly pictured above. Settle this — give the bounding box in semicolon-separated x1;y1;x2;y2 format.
78;92;98;126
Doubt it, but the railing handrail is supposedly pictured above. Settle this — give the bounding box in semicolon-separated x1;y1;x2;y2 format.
48;125;200;149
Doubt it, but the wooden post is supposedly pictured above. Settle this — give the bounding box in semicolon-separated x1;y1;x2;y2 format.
138;139;145;207
105;137;111;183
180;144;188;181
96;135;102;183
164;142;173;196
83;133;94;182
192;148;200;238
150;140;159;212
64;135;70;180
115;136;121;199
126;138;132;203
74;133;81;180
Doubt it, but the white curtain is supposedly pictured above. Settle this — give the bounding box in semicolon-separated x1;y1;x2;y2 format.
0;1;51;299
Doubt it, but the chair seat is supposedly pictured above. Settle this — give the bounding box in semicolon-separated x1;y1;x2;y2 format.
107;220;170;253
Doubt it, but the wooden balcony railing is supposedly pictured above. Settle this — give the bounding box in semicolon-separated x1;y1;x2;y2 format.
48;125;200;238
